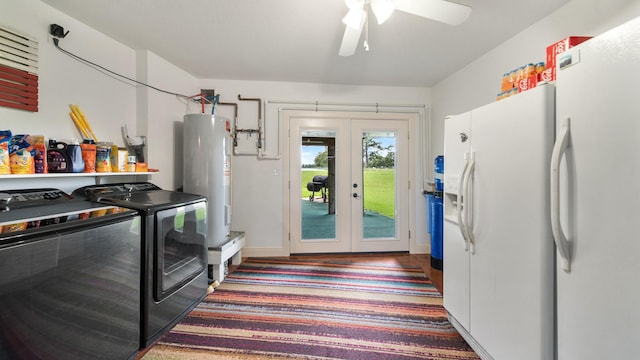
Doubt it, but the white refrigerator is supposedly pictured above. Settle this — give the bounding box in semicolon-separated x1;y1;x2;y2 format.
552;16;640;359
443;15;640;360
443;83;555;360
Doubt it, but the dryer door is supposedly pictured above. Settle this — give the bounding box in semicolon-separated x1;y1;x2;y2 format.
154;201;207;300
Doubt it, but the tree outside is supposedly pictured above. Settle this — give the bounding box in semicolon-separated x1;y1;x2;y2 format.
362;136;394;168
305;137;395;169
314;150;328;168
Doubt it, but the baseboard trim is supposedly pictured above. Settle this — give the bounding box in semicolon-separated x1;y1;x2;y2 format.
242;247;290;258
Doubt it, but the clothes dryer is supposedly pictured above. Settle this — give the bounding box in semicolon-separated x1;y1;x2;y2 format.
73;182;207;347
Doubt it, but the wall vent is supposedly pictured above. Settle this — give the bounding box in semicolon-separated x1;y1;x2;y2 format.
0;25;38;112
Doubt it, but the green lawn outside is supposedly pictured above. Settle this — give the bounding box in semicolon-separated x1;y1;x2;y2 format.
363;168;395;218
301;168;395;218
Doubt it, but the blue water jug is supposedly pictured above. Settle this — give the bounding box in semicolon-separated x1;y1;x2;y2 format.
434;155;444;191
430;192;443;270
425;191;434;235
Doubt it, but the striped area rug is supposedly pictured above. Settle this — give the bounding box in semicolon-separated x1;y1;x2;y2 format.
141;258;479;360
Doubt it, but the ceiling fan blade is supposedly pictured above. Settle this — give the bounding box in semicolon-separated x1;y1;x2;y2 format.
339;23;364;56
396;0;471;26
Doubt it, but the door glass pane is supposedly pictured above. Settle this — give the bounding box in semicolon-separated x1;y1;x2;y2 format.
301;130;336;240
361;131;396;239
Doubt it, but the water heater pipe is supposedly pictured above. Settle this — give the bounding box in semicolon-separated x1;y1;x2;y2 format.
236;94;263;151
217;101;238;146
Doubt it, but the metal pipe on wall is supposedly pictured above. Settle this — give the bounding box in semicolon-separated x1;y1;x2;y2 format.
261;99;428;188
217;101;238;146
236;94;263;154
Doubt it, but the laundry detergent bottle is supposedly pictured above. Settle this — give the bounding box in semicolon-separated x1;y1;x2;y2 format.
69;139;85;173
47;139;71;173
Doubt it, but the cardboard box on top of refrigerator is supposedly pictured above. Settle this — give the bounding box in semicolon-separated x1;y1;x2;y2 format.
518;74;538;92
544;36;592;81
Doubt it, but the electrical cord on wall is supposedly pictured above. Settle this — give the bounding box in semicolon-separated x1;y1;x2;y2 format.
52;37;191;99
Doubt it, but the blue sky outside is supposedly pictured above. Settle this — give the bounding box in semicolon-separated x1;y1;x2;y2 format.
301;137;395;166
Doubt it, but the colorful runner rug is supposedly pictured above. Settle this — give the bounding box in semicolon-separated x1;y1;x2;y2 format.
142;258;479;360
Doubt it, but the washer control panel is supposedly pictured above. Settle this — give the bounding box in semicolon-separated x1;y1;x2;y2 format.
0;189;72;210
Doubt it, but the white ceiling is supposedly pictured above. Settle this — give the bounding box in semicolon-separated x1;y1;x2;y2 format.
42;0;570;87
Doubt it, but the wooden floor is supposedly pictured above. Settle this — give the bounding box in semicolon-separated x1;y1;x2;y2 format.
283;253;443;294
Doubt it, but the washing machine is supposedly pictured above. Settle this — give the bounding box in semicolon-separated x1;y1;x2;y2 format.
0;188;141;360
73;182;208;348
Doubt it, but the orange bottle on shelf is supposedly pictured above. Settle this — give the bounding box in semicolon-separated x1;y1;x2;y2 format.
535;62;546;81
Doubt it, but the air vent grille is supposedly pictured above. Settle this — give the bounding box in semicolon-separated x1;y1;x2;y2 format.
0;25;38;112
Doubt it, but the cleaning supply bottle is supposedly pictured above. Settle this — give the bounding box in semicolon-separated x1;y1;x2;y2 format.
69;139;84;173
47;139;71;173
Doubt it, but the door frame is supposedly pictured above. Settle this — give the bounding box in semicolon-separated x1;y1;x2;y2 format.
282;110;416;255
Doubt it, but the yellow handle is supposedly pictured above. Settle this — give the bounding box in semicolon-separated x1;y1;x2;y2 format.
70;111;90;139
69;104;99;142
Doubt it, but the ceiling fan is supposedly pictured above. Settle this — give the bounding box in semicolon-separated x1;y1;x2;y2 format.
339;0;472;56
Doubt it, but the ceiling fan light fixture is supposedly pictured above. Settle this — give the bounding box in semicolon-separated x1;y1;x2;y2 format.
344;0;365;10
371;0;397;24
338;0;473;57
342;8;366;30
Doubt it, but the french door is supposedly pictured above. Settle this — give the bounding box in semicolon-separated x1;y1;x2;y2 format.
287;112;409;254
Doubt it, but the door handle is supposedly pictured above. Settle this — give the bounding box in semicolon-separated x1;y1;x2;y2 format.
457;153;470;251
551;117;572;272
463;153;475;252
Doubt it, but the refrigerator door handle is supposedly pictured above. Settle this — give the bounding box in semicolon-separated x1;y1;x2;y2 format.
551;117;572;272
463;152;476;252
457;153;470;250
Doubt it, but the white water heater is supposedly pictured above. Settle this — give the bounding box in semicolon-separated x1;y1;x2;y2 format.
183;114;231;248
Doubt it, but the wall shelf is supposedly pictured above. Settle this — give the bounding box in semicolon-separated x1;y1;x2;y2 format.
0;172;152;178
0;172;154;185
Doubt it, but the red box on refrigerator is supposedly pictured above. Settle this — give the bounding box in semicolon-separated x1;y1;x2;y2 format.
546;36;592;81
518;75;538;92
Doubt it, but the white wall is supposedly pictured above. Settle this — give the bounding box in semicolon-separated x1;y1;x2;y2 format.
0;1;199;193
430;0;640;158
196;80;431;256
0;0;136;152
136;51;198;191
0;0;138;192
